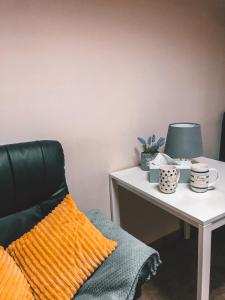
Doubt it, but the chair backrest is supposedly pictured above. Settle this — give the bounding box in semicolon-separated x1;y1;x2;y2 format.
0;140;68;218
220;113;225;162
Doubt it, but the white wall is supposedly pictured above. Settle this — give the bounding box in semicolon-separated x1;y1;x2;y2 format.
0;0;224;241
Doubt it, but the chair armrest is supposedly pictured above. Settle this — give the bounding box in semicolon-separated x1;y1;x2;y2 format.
75;209;161;300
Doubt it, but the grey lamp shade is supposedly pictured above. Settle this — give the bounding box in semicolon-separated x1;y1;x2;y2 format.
164;123;203;159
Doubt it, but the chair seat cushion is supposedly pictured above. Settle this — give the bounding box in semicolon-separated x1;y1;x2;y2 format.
75;210;161;300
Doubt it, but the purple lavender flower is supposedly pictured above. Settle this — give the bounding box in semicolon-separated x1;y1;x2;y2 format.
137;137;146;145
137;134;165;153
152;134;156;143
147;136;152;146
157;137;166;147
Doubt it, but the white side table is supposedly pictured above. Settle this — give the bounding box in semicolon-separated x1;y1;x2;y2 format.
109;157;225;300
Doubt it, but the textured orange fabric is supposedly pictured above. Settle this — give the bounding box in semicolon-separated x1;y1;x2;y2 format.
0;246;34;300
7;194;117;300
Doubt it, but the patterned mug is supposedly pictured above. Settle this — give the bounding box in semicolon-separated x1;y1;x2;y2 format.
159;165;180;194
190;163;219;192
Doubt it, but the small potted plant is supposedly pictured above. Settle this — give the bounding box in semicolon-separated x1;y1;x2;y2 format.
137;134;165;170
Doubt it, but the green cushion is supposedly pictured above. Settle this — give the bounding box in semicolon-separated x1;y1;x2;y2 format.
0;197;63;247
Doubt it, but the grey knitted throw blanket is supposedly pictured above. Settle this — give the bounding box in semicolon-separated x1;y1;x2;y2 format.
75;209;161;300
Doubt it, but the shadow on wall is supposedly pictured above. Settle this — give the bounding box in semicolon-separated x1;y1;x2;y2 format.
211;0;225;27
119;186;180;244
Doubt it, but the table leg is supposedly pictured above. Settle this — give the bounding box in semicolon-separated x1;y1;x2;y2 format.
109;177;120;225
197;224;212;300
184;222;191;240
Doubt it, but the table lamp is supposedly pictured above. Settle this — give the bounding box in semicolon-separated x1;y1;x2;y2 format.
164;123;203;162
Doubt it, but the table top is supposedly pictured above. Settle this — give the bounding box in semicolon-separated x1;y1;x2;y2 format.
110;157;225;226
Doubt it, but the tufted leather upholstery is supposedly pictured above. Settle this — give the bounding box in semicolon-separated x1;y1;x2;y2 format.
0;140;68;218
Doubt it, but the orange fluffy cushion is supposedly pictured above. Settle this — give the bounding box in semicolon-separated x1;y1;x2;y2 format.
0;246;34;300
7;194;117;300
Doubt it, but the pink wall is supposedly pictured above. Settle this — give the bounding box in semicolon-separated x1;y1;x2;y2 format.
0;0;224;240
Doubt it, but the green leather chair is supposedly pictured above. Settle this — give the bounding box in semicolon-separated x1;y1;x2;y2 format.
0;140;160;300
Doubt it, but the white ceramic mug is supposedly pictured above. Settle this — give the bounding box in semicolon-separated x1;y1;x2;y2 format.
190;163;219;193
159;165;180;194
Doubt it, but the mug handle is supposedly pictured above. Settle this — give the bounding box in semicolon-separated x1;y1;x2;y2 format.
176;169;180;183
208;168;219;188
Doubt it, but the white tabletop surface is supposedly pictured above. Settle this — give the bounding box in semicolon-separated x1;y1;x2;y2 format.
110;157;225;226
